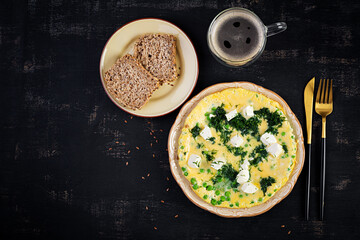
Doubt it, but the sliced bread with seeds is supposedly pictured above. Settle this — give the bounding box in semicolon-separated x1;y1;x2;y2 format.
104;54;160;110
134;33;178;83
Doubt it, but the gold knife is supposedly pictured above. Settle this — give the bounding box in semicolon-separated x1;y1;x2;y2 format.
304;77;315;220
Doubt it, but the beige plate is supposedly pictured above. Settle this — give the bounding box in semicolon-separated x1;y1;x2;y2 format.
168;82;305;217
99;18;199;117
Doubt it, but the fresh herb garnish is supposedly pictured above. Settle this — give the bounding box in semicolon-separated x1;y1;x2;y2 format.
226;145;247;158
211;164;239;191
208;137;216;144
229;115;261;137
190;123;201;138
282;143;288;154
249;144;268;166
201;149;217;161
260;176;276;196
254;108;285;135
196;143;204;149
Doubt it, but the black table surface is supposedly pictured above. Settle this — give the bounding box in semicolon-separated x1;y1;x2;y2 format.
1;0;360;239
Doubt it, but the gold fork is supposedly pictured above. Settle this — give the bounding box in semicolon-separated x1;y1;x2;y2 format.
315;79;333;221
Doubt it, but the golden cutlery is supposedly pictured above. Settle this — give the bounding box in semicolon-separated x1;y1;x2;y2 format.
304;77;315;220
315;78;333;221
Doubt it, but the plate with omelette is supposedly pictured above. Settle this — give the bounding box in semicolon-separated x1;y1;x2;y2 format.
168;82;304;217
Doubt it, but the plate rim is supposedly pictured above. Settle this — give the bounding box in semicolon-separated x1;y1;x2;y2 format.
99;18;199;118
168;81;305;217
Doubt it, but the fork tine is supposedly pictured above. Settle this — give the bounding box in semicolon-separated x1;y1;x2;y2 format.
316;79;322;103
324;79;329;103
329;79;333;103
320;78;326;103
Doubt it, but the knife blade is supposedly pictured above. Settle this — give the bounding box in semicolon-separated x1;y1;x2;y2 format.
304;77;315;220
304;77;315;144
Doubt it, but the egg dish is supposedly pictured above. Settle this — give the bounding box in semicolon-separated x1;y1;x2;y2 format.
177;87;297;208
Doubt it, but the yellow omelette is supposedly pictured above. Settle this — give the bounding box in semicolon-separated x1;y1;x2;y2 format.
178;88;297;208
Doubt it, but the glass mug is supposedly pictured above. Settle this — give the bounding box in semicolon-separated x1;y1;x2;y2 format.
207;7;287;67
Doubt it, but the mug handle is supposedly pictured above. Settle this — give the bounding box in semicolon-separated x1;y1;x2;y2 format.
266;22;287;37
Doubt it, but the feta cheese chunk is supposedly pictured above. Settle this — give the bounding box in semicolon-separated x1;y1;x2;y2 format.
225;109;237;121
240;159;250;170
188;154;201;168
242;105;254;119
241;182;258;194
266;143;283;158
211;158;225;170
260;132;277;146
236;170;250;184
230;134;244;147
200;125;212;140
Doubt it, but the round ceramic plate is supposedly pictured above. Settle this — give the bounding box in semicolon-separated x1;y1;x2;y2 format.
99;18;199;117
168;82;305;217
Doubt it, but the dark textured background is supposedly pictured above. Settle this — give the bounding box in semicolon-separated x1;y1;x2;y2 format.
1;0;360;239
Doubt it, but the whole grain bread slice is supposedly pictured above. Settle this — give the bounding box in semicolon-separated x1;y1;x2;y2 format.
104;54;160;110
134;34;178;83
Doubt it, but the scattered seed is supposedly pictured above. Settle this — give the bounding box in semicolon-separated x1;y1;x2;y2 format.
115;141;119;144
130;116;133;119
156;140;158;143
108;148;112;150
160;129;163;132
147;173;150;177
166;177;169;181
161;200;165;203
136;146;139;150
174;215;178;218
153;154;155;158
281;225;285;228
124;120;127;123
288;231;291;235
150;132;153;135
166;148;168;152
125;162;128;166
150;143;153;147
166;188;169;192
153;136;156;139
141;176;145;180
127;150;131;154
147;121;151;124
145;206;148;210
154;227;157;230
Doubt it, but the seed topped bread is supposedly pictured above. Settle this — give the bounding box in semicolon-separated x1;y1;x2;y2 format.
134;34;178;83
104;54;160;110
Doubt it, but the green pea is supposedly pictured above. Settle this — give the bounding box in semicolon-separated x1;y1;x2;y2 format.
274;189;277;192
184;172;188;176
225;191;231;197
250;200;254;204
235;202;239;207
291;155;295;159
203;194;208;199
200;168;205;173
193;184;199;190
220;196;226;201
239;194;243;198
230;204;234;207
211;199;217;205
225;196;230;201
258;197;263;202
245;193;249;196
281;132;285;136
181;167;186;172
217;200;222;205
291;135;295;139
190;178;196;184
215;190;221;196
206;185;213;191
245;144;249;147
267;193;272;197
202;182;207;187
207;169;211;173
